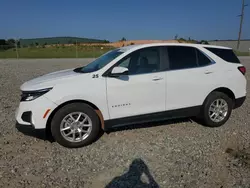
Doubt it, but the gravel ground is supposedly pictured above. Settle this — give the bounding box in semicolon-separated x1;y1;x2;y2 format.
0;58;250;188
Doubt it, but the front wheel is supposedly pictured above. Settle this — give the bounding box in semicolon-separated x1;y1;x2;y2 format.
51;103;101;148
199;91;233;127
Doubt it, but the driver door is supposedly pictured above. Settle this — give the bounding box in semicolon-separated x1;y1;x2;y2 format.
106;47;166;119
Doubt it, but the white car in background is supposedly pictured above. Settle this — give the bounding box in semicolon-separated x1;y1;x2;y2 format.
16;43;247;148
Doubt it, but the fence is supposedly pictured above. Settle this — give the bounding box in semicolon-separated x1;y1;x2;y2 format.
0;44;114;59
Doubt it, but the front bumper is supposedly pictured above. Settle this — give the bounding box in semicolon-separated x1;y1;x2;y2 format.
15;96;58;129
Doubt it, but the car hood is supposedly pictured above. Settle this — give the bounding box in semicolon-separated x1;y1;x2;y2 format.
21;68;83;91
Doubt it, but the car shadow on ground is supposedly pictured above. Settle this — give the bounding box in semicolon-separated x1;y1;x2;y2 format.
106;158;159;188
16;118;193;142
15;122;104;143
15;122;54;142
106;118;193;133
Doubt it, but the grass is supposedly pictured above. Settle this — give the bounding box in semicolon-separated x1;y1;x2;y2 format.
234;51;250;56
0;46;114;58
0;46;249;59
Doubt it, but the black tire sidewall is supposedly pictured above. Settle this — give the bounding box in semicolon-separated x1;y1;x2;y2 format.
51;103;100;148
202;92;233;127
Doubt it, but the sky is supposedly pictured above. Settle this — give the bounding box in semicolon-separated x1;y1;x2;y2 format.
0;0;249;41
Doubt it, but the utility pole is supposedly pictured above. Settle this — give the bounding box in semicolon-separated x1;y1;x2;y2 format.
15;39;19;59
75;39;78;58
237;0;248;50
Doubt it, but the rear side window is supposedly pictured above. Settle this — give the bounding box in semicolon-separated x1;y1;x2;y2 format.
205;47;240;64
168;46;197;70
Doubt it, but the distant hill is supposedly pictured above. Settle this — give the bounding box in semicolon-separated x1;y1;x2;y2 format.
20;37;109;46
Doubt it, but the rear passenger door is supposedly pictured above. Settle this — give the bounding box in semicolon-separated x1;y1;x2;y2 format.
165;46;216;111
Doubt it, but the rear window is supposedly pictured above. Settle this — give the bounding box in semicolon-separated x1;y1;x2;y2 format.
205;47;240;64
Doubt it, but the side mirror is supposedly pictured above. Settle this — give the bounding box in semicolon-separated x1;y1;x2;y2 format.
110;67;128;77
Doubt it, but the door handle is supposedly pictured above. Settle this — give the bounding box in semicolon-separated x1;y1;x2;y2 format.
152;77;163;81
204;71;213;74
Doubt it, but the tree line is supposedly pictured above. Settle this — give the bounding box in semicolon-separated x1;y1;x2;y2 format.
174;35;209;44
0;37;110;50
0;39;20;50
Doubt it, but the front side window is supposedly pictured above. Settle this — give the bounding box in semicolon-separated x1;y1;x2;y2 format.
118;56;131;68
168;46;197;70
79;49;123;73
117;47;161;75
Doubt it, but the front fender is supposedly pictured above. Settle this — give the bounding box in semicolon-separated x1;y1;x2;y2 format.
44;76;110;120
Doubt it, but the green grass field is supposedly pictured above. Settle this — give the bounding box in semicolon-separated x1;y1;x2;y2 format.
234;51;250;56
0;46;114;58
0;46;249;58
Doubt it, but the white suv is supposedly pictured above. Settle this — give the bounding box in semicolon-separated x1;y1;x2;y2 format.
16;43;247;148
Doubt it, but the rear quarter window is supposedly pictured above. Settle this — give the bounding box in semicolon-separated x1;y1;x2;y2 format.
196;49;212;66
205;47;240;64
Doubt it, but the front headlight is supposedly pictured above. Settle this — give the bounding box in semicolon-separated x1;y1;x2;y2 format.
21;88;52;102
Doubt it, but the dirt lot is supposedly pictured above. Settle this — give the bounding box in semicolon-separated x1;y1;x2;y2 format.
0;57;250;188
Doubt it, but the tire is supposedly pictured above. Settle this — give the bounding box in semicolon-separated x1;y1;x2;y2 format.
199;91;233;127
51;103;101;148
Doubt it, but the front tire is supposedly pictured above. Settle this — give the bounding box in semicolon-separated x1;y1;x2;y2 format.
199;91;233;127
51;103;101;148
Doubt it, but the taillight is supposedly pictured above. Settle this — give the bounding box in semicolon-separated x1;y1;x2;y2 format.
238;66;246;75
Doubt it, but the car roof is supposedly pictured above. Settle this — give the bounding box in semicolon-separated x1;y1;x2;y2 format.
118;43;232;52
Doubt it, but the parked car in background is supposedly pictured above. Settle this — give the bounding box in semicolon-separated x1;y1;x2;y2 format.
16;43;246;148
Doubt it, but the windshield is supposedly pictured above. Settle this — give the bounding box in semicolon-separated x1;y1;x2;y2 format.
79;49;124;73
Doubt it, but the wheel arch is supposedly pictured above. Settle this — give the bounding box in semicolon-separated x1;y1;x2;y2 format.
204;87;236;105
46;99;105;136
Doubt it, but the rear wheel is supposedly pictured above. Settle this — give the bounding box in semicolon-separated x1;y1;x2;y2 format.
51;103;101;148
199;91;233;127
